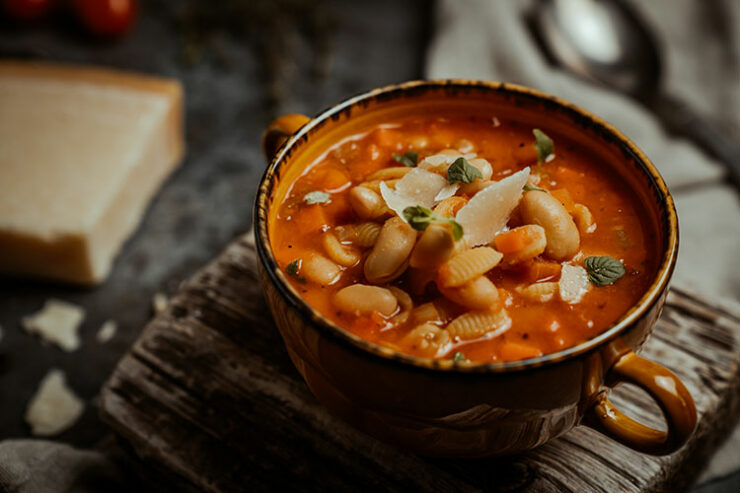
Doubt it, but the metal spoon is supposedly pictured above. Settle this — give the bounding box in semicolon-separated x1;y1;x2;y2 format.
535;0;740;188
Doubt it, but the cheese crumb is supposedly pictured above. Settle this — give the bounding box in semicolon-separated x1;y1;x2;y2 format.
96;320;117;343
559;264;591;303
152;292;169;314
22;299;85;351
25;369;84;436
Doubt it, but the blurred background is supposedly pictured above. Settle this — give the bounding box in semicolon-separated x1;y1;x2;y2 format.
0;0;738;491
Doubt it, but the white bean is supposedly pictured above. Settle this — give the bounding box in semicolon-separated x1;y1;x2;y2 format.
520;191;580;260
333;284;398;316
301;253;341;286
364;217;417;284
349;186;388;219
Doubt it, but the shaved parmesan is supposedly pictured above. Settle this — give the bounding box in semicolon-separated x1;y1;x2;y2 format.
25;369;84;436
435;184;459;201
380;168;447;220
22;299;84;352
418;153;456;171
559;264;591;303
455;167;530;246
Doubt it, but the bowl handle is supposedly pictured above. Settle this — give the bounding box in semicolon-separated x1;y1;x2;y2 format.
262;114;312;163
584;349;697;455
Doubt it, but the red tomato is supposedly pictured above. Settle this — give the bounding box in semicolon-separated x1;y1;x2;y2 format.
73;0;137;37
2;0;54;20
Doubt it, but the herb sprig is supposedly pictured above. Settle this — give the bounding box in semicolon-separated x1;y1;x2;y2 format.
447;157;483;184
393;151;419;167
285;259;306;283
533;129;554;163
402;206;464;241
584;256;626;286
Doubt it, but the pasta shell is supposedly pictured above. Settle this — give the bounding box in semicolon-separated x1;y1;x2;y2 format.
433;196;468;218
322;232;361;267
438;276;500;310
388;286;413;325
573;203;596;235
446;309;512;341
401;323;451;358
438;247;503;287
515;282;558;303
367;166;413;181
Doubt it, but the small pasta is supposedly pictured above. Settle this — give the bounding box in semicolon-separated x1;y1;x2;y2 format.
367;166;413;181
515;282;559;303
410;302;442;324
335;222;382;248
364;217;417;284
573;203;596;235
401;323;451;357
438;247;503;287
301;253;342;286
322;232;361;267
459;179;493;196
388;286;413;324
333;284;398;316
439;276;499;310
446;309;512;341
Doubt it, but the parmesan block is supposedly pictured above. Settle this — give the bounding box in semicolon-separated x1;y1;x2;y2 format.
25;369;84;436
22;299;85;351
559;264;591;304
0;61;185;285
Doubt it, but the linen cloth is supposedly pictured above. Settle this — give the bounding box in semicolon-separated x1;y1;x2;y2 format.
426;0;740;488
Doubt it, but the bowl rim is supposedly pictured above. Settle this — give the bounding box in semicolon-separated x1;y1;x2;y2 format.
254;79;679;374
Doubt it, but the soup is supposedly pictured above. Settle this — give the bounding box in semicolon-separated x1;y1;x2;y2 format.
269;114;658;363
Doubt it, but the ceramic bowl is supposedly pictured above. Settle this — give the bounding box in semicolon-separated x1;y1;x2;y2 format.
254;80;696;457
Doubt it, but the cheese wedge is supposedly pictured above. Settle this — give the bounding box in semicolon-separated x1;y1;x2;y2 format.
0;61;185;285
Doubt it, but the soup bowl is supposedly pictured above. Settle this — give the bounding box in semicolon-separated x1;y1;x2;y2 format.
253;80;696;457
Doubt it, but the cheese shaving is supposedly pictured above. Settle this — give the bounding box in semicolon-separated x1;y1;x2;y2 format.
25;369;84;436
380;168;447;220
559;264;591;303
455;167;530;246
434;184;459;202
22;299;85;352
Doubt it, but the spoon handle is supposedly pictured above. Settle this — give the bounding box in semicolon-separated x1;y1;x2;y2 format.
651;93;740;189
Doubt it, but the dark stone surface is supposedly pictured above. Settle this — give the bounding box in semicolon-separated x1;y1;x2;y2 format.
0;0;430;447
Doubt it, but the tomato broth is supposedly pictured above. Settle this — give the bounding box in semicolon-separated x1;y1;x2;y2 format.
270;114;658;363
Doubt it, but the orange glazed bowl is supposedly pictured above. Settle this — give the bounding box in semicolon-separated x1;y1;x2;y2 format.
253;80;696;457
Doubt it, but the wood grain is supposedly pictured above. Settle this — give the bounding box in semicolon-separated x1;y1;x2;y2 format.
100;234;740;492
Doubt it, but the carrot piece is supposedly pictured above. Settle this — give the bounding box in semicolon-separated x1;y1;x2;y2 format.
550;189;575;213
494;228;531;254
296;205;329;236
312;167;351;192
500;342;543;361
518;259;562;283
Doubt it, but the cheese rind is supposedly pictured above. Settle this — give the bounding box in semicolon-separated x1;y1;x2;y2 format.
0;61;185;284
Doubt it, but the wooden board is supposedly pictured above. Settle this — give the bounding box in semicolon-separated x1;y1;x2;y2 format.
99;234;740;492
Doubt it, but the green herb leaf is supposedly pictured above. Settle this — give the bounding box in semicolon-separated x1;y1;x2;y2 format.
393;150;419;167
402;205;435;230
303;191;331;204
523;184;549;193
285;259;306;283
402;205;464;241
584;256;626;286
447;157;483;184
533;129;554;163
449;219;464;241
453;351;467;362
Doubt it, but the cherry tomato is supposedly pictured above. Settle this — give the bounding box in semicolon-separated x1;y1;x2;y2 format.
2;0;55;20
73;0;137;37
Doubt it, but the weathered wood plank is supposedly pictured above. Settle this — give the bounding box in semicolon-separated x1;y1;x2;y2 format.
100;234;740;492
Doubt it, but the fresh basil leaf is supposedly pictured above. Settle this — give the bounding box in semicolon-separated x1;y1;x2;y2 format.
447;157;483;184
453;351;467;362
584;256;626;286
402;205;434;230
393;150;419;167
533;129;554;163
285;259;306;283
402;205;464;241
449;219;464;241
523;184;548;193
303;191;330;204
